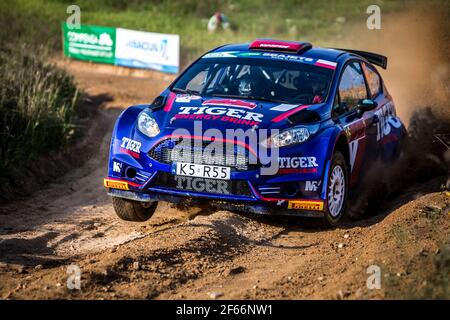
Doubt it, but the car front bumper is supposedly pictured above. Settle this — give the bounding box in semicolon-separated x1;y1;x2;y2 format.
106;186;325;217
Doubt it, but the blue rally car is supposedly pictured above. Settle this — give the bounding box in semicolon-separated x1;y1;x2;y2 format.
104;39;406;225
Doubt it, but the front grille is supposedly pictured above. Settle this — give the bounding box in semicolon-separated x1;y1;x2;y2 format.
148;138;257;171
152;172;253;197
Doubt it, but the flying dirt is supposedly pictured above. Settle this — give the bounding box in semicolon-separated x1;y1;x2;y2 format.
0;10;449;299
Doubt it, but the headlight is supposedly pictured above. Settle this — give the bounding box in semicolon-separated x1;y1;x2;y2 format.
269;125;319;148
137;110;160;137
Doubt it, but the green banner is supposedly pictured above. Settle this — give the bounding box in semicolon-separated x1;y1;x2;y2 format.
62;23;116;64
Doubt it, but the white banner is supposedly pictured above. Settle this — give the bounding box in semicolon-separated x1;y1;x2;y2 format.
115;28;179;73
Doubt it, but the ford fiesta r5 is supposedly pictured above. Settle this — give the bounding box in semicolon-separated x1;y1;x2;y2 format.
104;39;406;226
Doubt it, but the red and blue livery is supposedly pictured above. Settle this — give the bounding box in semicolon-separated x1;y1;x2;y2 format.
104;39;406;225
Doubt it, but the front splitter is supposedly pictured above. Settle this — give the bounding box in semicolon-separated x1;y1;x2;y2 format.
107;188;324;218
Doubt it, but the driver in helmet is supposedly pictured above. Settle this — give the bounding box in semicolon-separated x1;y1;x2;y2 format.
237;67;265;97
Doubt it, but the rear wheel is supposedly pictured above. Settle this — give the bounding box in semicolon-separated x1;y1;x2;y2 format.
323;151;348;226
111;196;157;222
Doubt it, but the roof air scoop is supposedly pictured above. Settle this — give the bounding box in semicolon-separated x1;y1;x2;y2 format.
249;39;312;54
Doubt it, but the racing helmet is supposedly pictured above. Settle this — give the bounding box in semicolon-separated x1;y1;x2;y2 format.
238;76;253;95
238;69;264;96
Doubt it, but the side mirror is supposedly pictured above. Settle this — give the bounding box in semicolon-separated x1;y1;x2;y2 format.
357;99;377;112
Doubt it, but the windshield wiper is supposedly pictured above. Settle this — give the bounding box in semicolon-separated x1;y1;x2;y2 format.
212;93;289;104
172;87;201;96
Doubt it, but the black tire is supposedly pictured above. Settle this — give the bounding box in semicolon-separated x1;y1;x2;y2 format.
323;151;349;226
111;196;157;222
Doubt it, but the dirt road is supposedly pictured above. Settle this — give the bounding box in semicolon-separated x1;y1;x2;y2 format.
0;11;449;300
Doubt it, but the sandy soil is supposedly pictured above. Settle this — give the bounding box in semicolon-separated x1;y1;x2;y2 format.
0;11;449;300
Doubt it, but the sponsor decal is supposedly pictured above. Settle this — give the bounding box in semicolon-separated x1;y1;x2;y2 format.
261;53;314;63
104;179;129;190
175;106;263;126
288;200;324;211
113;161;122;173
62;23;116;64
120;137;141;158
202;51;334;70
249;39;310;52
202;51;239;58
375;103;402;142
115;28;179;74
174;176;230;194
278;157;318;174
62;23;179;74
305;180;321;192
175;94;201;103
260;43;289;49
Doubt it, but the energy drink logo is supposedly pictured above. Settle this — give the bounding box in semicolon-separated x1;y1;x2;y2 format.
278;157;319;174
175;106;264;126
119;137;141;159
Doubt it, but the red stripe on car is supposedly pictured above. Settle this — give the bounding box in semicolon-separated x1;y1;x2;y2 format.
272;105;309;122
202;99;257;109
314;61;336;70
163;92;176;112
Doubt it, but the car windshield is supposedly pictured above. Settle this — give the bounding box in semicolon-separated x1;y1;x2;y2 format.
172;56;334;105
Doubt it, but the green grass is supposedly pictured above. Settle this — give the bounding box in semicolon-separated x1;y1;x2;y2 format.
4;0;450;63
0;44;79;178
3;0;449;65
0;0;413;66
0;5;80;186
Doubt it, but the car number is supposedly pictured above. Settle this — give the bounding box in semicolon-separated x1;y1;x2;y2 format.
175;163;230;180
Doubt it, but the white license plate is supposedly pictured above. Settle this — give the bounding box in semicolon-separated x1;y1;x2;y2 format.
175;163;231;180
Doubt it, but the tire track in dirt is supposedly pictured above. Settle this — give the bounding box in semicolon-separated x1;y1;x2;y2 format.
1;185;448;300
0;63;177;265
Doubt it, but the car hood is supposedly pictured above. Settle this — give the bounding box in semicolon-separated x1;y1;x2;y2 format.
155;93;313;133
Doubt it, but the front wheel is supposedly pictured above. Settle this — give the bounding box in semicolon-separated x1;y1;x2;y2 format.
111;196;158;222
323;151;348;226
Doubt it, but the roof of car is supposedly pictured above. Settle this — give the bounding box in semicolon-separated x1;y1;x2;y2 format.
212;42;348;62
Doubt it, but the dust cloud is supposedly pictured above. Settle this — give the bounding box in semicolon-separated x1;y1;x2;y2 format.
326;7;450;213
329;8;449;124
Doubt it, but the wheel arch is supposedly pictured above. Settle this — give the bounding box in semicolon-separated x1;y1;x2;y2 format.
333;133;350;172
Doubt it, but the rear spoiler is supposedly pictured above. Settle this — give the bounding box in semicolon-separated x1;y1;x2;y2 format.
333;48;388;69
